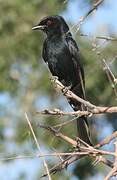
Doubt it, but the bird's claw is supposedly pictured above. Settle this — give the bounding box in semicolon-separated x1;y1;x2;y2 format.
50;76;58;83
62;85;71;95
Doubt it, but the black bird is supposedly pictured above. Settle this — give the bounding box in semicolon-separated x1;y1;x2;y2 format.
32;15;92;145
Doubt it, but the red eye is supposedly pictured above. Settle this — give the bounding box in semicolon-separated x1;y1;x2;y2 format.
47;20;53;26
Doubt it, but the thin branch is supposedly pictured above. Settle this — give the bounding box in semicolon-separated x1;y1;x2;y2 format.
37;109;90;116
80;33;117;41
102;59;117;99
37;106;117;118
95;131;117;148
67;0;104;35
50;79;117;113
74;0;104;33
41;155;80;178
53;116;78;128
39;124;116;177
39;124;117;157
84;0;104;19
104;141;117;180
0;151;114;165
41;152;114;178
25;113;51;180
0;155;36;161
51;78;95;109
97;156;114;169
39;124;77;147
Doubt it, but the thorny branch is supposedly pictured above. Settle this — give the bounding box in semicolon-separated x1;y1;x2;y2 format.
47;78;117;114
40;125;117;157
37;106;117;117
39;124;116;178
39;124;116;157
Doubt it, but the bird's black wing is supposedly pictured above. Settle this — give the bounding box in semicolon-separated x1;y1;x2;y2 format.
42;39;48;63
65;35;92;145
65;35;85;100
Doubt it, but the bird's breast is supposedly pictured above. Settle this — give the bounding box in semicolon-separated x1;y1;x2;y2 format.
45;37;76;86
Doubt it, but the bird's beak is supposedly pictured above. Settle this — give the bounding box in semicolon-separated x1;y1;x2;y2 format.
32;25;47;30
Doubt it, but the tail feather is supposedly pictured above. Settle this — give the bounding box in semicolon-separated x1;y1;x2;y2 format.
68;82;92;145
77;116;92;145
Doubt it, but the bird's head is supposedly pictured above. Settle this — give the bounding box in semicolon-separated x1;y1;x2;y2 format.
32;15;70;36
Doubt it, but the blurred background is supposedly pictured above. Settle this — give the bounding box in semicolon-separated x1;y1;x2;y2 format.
0;0;117;179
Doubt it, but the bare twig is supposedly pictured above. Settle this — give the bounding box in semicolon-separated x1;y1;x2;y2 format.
105;141;117;180
37;106;117;117
0;155;36;161
25;113;51;180
102;59;117;98
0;151;114;165
95;131;117;148
39;124;77;147
74;0;104;33
98;156;114;168
38;124;116;177
50;79;117;113
84;0;104;19
53;116;78;128
51;78;95;109
41;152;114;178
39;124;117;157
66;0;104;35
80;33;117;41
41;155;80;178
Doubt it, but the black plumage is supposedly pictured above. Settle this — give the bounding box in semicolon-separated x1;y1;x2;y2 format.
32;15;92;145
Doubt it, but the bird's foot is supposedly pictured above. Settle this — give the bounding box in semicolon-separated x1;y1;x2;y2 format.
50;76;58;83
62;85;72;95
